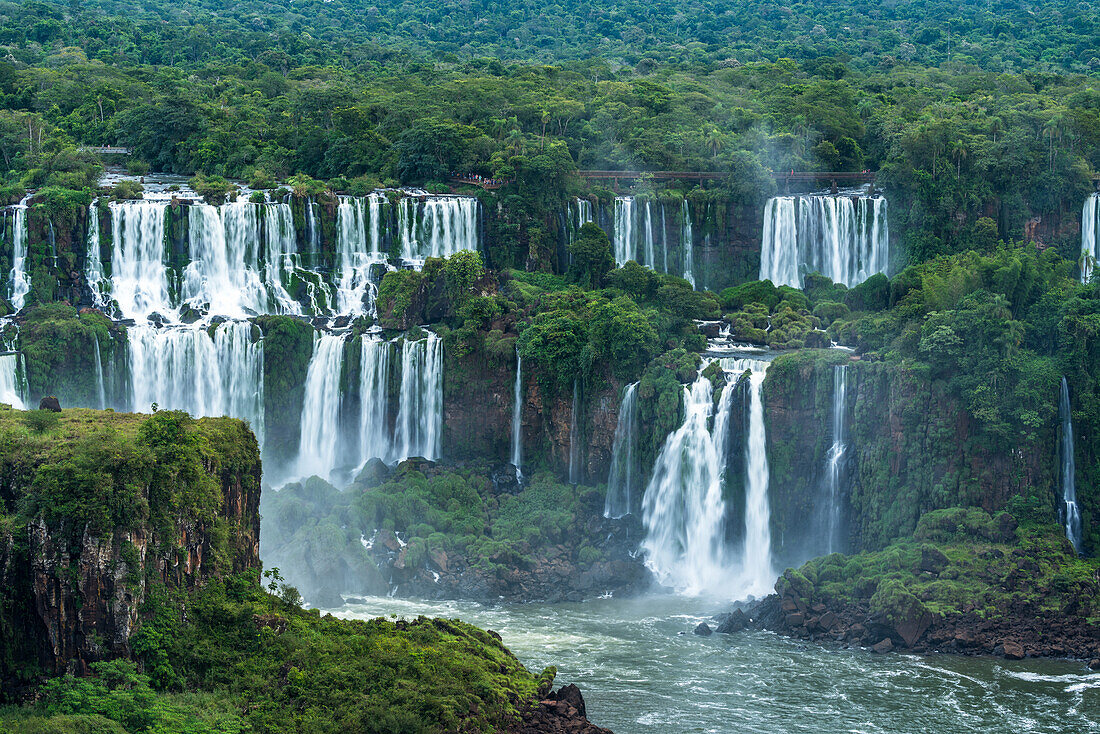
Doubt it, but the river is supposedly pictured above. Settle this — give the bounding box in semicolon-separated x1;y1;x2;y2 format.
327;594;1100;733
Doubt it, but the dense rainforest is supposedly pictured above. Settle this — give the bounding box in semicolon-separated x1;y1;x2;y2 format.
0;0;1099;731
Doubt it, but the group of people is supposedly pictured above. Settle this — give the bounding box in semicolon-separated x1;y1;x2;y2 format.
450;172;511;187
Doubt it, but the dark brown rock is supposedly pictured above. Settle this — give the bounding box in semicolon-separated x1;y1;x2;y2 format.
872;638;894;654
785;612;805;628
1002;640;1025;660
920;546;949;574
38;396;61;412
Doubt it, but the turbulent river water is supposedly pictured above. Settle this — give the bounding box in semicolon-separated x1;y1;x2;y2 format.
328;594;1099;733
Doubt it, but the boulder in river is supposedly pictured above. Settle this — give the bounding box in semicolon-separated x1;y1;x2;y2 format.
872;638;894;654
693;622;713;636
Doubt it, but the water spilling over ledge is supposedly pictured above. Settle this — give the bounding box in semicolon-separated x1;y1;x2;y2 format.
760;193;889;288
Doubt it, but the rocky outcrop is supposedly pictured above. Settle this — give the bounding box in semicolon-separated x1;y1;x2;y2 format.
513;684;614;734
0;412;261;694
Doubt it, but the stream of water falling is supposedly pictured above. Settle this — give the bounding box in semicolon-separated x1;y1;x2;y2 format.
0;351;25;409
1060;377;1083;554
569;379;581;484
329;594;1100;734
760;194;889;288
605;382;639;519
7;196;31;310
1082;194;1099;283
824;364;848;555
511;349;523;481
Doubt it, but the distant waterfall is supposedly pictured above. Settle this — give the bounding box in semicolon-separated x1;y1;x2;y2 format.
392;332;443;461
262;203;309;315
824;365;848;554
305;198;322;251
297;332;346;481
7;197;30;310
129;321;264;439
734;358;774;596
641;367;736;595
612;197;637;267
86;202;109;309
109;201;172;320
398;196;479;262
568;380;581;483
184;203;269;318
1082;194;1099;283
681;200;695;288
335;194;387;314
355;332;444;469
1060;378;1083;554
760;195;889;288
93;336;107;410
604;382;639;519
0;351;25;409
511;349;523;481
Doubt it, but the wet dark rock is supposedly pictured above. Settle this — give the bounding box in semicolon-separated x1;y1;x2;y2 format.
513;683;611;734
715;608;747;634
872;638;894;654
1088;659;1100;671
1002;640;1025;660
693;622;713;636
38;396;61;412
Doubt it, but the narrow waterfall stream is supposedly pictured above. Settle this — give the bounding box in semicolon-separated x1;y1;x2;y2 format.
825;364;848;554
93;336;107;410
1060;377;1083;553
511;349;523;481
297;332;346;482
0;351;25;409
7;196;30;310
1082;193;1099;283
604;382;639;519
760;194;889;288
568;379;581;483
681;200;695;288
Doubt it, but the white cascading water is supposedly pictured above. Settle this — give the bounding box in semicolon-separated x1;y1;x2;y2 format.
612;196;636;266
336;194;388;315
7;196;31;310
642;200;656;269
109;200;173;320
93;336;107;410
305;198;321;251
641;366;736;595
681;200;695;288
86;201;109;309
511;349;523;481
297;332;346;481
391;332;443;462
604;381;639;519
728;357;774;597
399;196;479;262
568;379;581;483
0;349;25;408
760;195;889;288
1060;377;1083;554
1081;194;1099;283
358;336;392;467
129;321;264;441
824;364;847;554
263;202;310;315
184;202;269;318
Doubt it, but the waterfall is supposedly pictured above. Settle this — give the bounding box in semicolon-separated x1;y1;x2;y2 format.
297;332;346;481
108;200;173;320
660;204;669;273
681;200;695;288
398;195;479;261
305;198;321;251
641;367;736;595
93;336;107;410
1082;194;1099;283
760;195;889;288
731;358;774;596
511;349;523;481
7;196;30;310
391;332;443;461
183;203;268;318
0;351;25;409
357;336;392;467
129;321;264;441
824;365;847;554
262;203;308;315
604;382;639;519
1060;378;1083;554
86;201;109;309
335;194;388;315
612;197;636;266
568;379;581;483
642;200;656;269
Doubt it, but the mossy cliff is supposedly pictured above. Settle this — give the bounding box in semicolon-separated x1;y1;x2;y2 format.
0;408;260;689
763;350;1059;569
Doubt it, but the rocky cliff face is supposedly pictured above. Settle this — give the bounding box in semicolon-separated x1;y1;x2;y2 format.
0;410;261;695
763;351;1057;568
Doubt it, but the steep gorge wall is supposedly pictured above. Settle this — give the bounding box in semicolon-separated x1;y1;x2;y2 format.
0;410;261;692
763;351;1059;569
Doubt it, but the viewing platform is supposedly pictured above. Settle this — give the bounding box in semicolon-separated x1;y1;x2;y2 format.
576;170;877;186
